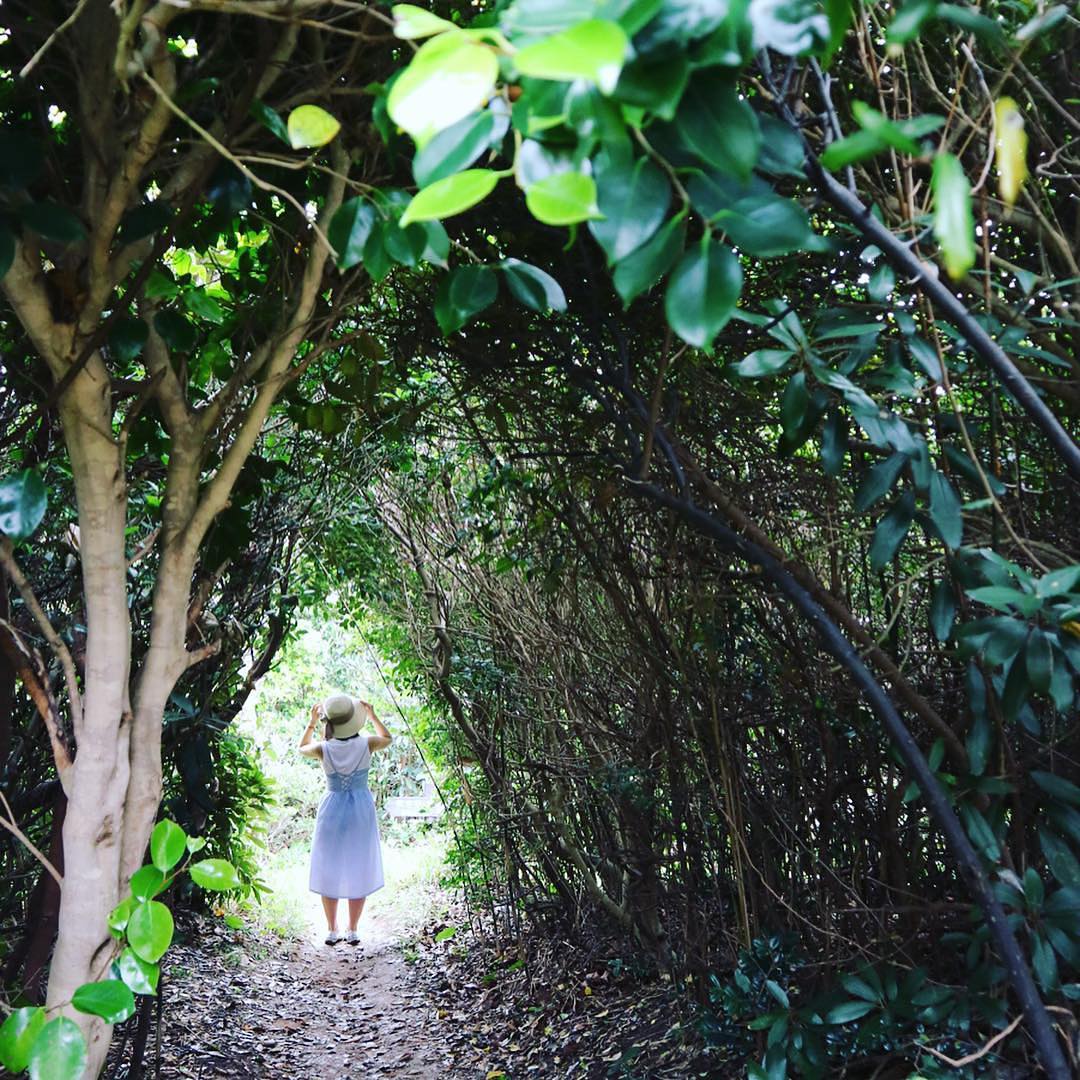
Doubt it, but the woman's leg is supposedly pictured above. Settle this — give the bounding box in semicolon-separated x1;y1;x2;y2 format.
346;896;366;931
321;895;339;931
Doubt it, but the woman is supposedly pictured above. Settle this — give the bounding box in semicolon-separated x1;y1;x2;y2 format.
299;692;392;946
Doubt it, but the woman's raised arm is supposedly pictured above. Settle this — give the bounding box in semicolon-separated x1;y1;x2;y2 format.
298;704;324;758
364;702;393;752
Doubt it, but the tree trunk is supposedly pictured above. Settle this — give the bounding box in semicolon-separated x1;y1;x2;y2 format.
46;370;133;1076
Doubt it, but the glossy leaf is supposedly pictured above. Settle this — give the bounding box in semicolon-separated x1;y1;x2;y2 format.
286;105;340;149
932;152;976;280
928;469;963;548
674;72;760;180
20;201;86;245
853;452;906;513
826;1000;875;1024
869;491;915;570
0;469;47;541
72;980;136;1024
664;239;742;349
821;409;847;476
127;900;174;963
435;266;498;333
886;0;936;45
588;157;670;264
525;173;601;226
716;195;814;257
733;349;793;379
514;20;629;95
0;1007;46;1074
1026;629;1054;694
413;111;500;188
328;197;377;271
499;259;567;313
930;579;956;642
612;217;685;307
400;169;501;226
27;1018;86;1080
117;948;160;996
392;3;457;38
189;858;243;892
388;33;499;145
249;99;289;144
129;864;166;902
994;97;1028;207
154;309;196;353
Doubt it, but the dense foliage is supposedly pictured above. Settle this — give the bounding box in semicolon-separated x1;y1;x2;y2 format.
0;0;1079;1076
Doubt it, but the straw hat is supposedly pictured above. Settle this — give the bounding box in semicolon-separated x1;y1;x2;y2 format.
321;693;364;739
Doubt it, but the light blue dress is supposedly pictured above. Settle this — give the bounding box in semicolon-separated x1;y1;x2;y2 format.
309;736;385;899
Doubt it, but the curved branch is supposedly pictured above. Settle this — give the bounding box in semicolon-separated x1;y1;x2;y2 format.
630;479;1071;1080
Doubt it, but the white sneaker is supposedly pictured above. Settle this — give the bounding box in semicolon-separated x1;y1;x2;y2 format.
325;930;342;945
345;930;360;946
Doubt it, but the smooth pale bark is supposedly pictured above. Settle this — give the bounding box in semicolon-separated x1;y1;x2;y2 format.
46;369;132;1074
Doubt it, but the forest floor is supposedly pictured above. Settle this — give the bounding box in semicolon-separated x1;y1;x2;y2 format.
111;839;720;1079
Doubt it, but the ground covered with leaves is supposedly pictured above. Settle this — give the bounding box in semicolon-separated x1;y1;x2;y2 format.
107;906;718;1078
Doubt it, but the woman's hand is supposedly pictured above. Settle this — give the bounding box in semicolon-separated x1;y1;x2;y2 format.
310;704;321;725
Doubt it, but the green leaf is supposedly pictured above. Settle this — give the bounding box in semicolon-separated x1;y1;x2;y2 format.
127;901;175;963
514;20;629;95
869;491;915;570
27;1018;87;1080
108;897;134;936
780;371;809;440
966;585;1036;614
20;201;86;246
249;99;289;144
588;158;670;265
190;858;242;892
150;819;187;873
1040;829;1080;887
664;239;742;350
392;3;457;38
435;925;457;942
72;980;136;1024
932;152;976;280
388;33;500;145
928;469;963;548
826;1000;875;1024
1025;629;1054;693
0;1007;46;1074
108;318;149;362
186;835;207;854
716;195;814;258
499;259;567;313
821;409;847;476
733;348;793;379
400;169;501;226
525;173;601;226
154;309;196;353
960;803;1000;860
930;579;956;642
1034;770;1080;806
853;452;906;513
286;105;341;149
613;54;689;120
0;470;48;541
413;111;500;188
183;290;225;324
1036;566;1080;600
129;865;166;902
117;948;160;996
674;71;761;180
224;913;245;930
435;265;498;333
886;0;936;45
936;4;1005;47
612;217;685;306
328;197;377;271
1031;932;1059;992
119;201;173;243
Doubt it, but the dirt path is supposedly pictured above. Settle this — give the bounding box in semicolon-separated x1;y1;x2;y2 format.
153;909;476;1079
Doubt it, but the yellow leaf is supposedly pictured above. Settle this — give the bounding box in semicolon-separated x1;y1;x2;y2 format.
583;985;593;996
1062;620;1080;639
486;1071;506;1079
994;97;1028;207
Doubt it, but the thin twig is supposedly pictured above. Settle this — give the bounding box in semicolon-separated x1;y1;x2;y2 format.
18;0;94;78
0;790;63;887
